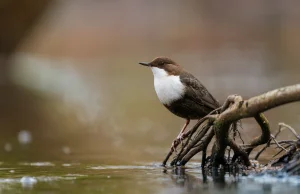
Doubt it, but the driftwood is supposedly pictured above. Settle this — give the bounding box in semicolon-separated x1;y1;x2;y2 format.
163;84;300;168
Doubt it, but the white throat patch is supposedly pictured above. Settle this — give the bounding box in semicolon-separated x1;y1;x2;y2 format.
151;67;185;105
151;66;168;78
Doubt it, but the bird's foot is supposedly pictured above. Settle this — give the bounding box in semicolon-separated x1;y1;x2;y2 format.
177;133;184;142
171;141;178;152
171;134;185;152
176;134;185;147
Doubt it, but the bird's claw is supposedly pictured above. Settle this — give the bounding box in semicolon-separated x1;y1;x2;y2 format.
171;141;178;152
177;134;184;142
171;134;185;152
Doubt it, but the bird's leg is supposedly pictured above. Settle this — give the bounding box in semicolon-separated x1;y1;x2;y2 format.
171;119;190;151
177;119;190;141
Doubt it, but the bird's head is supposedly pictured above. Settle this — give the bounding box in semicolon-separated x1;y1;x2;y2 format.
139;57;182;78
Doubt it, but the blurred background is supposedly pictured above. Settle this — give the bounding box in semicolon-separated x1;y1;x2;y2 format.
1;0;300;164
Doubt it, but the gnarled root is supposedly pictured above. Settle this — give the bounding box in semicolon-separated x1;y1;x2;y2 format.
162;84;300;168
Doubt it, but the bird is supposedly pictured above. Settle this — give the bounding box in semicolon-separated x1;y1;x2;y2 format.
139;57;220;150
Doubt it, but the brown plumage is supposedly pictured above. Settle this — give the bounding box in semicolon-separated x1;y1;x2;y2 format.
166;71;219;119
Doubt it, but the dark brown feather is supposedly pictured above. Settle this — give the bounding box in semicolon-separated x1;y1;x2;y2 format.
164;71;219;120
179;71;220;112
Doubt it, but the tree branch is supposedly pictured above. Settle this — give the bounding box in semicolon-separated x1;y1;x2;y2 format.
164;84;300;167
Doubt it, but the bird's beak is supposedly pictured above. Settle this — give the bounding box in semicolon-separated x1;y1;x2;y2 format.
139;62;150;67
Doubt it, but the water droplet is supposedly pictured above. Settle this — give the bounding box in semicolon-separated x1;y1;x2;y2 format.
62;146;71;154
20;176;37;188
18;130;32;145
4;143;12;152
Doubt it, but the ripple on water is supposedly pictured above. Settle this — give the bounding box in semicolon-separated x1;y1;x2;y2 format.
0;175;80;190
87;161;183;170
0;178;19;184
62;163;72;167
65;174;87;177
248;173;300;185
87;165;158;170
19;162;55;167
20;176;37;188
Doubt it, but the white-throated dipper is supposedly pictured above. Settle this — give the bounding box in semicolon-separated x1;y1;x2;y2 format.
139;57;219;150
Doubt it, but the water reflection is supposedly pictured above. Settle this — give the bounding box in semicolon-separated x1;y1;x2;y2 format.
163;165;300;194
165;167;234;193
0;162;298;193
165;167;207;193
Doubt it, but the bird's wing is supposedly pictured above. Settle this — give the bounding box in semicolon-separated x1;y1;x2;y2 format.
180;72;220;111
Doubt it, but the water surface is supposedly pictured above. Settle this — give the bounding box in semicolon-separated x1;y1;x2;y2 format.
0;161;299;194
